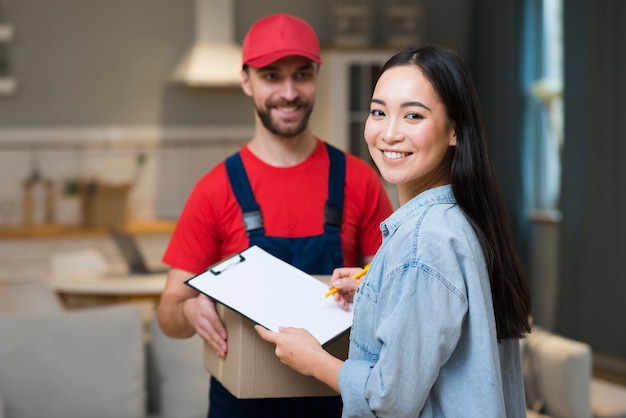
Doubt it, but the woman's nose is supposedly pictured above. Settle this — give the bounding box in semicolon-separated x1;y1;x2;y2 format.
382;119;404;143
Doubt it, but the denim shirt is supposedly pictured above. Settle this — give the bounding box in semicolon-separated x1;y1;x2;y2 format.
338;185;526;417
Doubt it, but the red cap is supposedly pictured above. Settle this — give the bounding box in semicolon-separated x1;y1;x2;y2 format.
242;13;322;68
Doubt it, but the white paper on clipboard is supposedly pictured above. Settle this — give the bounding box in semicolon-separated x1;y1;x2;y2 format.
185;245;353;346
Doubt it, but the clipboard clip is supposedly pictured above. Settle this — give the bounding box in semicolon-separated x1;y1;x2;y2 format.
210;253;246;275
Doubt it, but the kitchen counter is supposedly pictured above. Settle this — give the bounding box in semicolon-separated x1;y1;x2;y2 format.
0;218;177;240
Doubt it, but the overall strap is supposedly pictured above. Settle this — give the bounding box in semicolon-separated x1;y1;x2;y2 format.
225;145;345;236
324;143;346;229
224;152;264;236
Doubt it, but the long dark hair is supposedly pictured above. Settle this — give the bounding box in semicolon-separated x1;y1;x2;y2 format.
378;45;531;341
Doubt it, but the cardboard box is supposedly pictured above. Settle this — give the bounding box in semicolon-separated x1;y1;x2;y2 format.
79;181;131;227
204;275;350;399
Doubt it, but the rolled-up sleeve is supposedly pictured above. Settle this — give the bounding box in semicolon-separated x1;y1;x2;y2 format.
339;358;377;417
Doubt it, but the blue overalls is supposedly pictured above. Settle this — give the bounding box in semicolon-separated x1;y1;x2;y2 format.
208;143;345;418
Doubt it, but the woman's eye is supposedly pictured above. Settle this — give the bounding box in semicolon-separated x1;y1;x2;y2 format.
406;112;423;120
370;109;385;117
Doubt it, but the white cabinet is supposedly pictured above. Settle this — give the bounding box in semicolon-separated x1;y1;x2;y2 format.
312;48;395;158
311;48;400;207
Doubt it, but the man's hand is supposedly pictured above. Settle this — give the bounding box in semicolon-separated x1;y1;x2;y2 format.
157;268;228;358
185;294;228;358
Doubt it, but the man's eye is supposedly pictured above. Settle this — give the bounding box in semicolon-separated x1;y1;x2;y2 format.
297;71;314;80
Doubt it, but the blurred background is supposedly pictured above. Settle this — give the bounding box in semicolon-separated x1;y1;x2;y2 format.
0;0;624;393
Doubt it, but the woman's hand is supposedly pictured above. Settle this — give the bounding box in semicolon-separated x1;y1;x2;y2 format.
255;326;325;376
329;267;364;309
255;325;343;392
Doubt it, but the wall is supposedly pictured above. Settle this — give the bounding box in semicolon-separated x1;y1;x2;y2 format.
0;0;249;125
0;0;471;126
0;127;249;224
0;0;254;225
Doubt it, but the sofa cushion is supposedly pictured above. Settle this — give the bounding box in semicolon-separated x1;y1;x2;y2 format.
525;409;553;418
0;304;145;418
523;328;592;418
148;315;209;418
592;378;626;418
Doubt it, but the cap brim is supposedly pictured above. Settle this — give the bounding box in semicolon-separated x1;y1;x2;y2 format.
244;50;323;68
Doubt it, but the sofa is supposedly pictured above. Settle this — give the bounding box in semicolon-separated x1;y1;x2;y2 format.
0;274;209;418
522;326;593;417
522;326;626;418
1;273;626;418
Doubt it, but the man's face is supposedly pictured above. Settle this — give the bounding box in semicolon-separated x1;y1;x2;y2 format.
242;56;318;138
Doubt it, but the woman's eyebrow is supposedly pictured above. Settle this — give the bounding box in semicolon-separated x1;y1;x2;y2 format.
402;100;431;110
370;98;431;111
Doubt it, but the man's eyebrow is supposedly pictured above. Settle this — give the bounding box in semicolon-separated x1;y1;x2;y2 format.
298;63;316;71
370;98;431;111
257;64;279;72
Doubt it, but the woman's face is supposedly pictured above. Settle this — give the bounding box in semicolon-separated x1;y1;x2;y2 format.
364;65;456;204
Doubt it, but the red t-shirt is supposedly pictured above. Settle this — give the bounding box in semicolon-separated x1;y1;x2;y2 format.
163;140;393;274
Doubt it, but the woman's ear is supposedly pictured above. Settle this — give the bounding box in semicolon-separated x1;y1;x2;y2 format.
449;124;457;147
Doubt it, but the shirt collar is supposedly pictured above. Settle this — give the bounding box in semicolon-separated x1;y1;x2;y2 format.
381;185;456;236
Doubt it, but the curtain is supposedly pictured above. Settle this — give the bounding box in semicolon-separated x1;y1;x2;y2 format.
469;0;528;265
556;0;626;360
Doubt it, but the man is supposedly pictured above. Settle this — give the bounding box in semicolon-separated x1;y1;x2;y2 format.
157;13;393;418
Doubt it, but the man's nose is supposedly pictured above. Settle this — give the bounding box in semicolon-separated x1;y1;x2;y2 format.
278;79;299;102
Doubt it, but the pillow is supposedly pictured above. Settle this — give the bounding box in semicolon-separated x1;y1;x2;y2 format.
0;274;64;314
147;315;209;418
0;304;145;418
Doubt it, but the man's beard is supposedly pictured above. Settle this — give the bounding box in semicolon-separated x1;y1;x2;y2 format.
256;99;314;138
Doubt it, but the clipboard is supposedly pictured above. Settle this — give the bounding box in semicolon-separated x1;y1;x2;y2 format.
185;245;353;346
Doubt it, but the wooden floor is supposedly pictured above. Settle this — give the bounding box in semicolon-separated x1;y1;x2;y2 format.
594;366;626;387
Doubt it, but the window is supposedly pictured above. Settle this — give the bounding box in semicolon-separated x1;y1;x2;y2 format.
523;0;564;212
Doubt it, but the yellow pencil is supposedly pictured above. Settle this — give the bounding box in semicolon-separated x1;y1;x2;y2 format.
321;262;371;299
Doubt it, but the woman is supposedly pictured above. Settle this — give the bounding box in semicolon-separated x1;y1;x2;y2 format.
256;45;531;417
